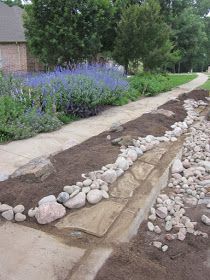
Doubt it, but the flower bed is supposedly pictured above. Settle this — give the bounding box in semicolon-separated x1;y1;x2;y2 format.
0;64;129;142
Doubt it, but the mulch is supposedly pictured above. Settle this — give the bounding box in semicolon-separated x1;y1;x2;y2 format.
0;89;208;212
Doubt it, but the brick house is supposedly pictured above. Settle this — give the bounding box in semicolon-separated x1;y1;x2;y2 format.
0;2;42;73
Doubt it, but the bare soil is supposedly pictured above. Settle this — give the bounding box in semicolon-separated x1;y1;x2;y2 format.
96;205;210;280
0;89;208;214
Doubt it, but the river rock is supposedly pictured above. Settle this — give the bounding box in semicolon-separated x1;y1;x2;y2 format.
172;159;184;174
38;195;56;206
127;149;138;161
2;209;14;221
115;157;129;171
13;204;25;214
0;204;12;213
153;241;162;249
35;202;66;224
15;213;26;222
162;245;168;252
201;214;210;225
156;206;168;219
87;189;103;204
28;207;38;218
101;170;117;184
64;192;86;209
57;192;70;203
147;221;154;232
63;185;80;194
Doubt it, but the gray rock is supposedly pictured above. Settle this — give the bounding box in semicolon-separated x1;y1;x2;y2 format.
15;213;26;222
156;206;168;219
64;192;86;209
2;209;14;221
57;192;70;203
87;189;103;204
70;189;80;198
10;157;55;182
0;204;12;213
38;195;56;206
83;178;92;186
35;202;66;224
101;190;109;199
101;170;117;184
110;122;124;132
127;149;138;161
154;225;161;234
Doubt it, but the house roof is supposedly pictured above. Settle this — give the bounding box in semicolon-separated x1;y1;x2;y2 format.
0;2;26;43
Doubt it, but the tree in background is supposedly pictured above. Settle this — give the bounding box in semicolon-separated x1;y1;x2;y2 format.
114;0;178;72
24;0;114;66
0;0;23;7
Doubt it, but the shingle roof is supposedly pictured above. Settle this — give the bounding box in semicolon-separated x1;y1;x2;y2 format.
0;2;26;42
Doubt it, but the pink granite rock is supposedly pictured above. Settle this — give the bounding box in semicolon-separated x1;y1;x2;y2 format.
35;202;66;224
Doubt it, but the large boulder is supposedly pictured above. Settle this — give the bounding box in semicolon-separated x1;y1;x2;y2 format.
10;157;55;182
35;202;66;224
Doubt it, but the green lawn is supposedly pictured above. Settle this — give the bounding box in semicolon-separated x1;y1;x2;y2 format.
201;76;210;90
167;73;197;88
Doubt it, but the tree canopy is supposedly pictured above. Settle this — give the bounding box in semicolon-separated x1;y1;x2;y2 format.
24;0;210;72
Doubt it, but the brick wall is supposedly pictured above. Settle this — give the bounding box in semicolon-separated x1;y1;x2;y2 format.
0;42;43;73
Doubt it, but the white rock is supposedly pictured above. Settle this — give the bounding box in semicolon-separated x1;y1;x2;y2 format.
115;157;129;171
70;189;80;198
101;170;117;184
15;213;26;222
165;221;172;231
207;203;210;209
162;245;168;252
127;149;138;161
13;204;25;214
28;207;38;217
100;184;109;192
147;221;154;232
83;179;92;187
63;185;80;194
35;202;66;224
116;168;124;177
201;214;210;226
38;195;56;206
148;214;156;221
64;192;86;209
82;187;91;194
87;189;103;204
153;241;162;249
101;190;109;199
2;209;14;221
172;159;184;174
0;204;12;213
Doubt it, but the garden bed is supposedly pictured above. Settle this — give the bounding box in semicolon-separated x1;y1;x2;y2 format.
0;89;208;215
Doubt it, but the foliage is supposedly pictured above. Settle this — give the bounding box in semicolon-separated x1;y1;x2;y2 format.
129;73;197;96
23;0;115;66
113;0;179;72
0;64;129;142
0;0;23;7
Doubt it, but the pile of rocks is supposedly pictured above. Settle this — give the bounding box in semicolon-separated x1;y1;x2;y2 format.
1;98;208;225
0;204;26;222
147;101;210;251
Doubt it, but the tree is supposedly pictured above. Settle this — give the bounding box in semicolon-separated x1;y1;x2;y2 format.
0;0;23;7
113;0;178;72
24;0;114;66
172;7;207;72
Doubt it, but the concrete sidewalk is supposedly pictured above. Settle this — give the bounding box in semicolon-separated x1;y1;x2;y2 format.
0;73;208;179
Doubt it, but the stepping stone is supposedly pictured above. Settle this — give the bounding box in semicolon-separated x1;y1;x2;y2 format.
110;172;140;198
55;200;125;237
139;147;167;165
0;223;85;280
